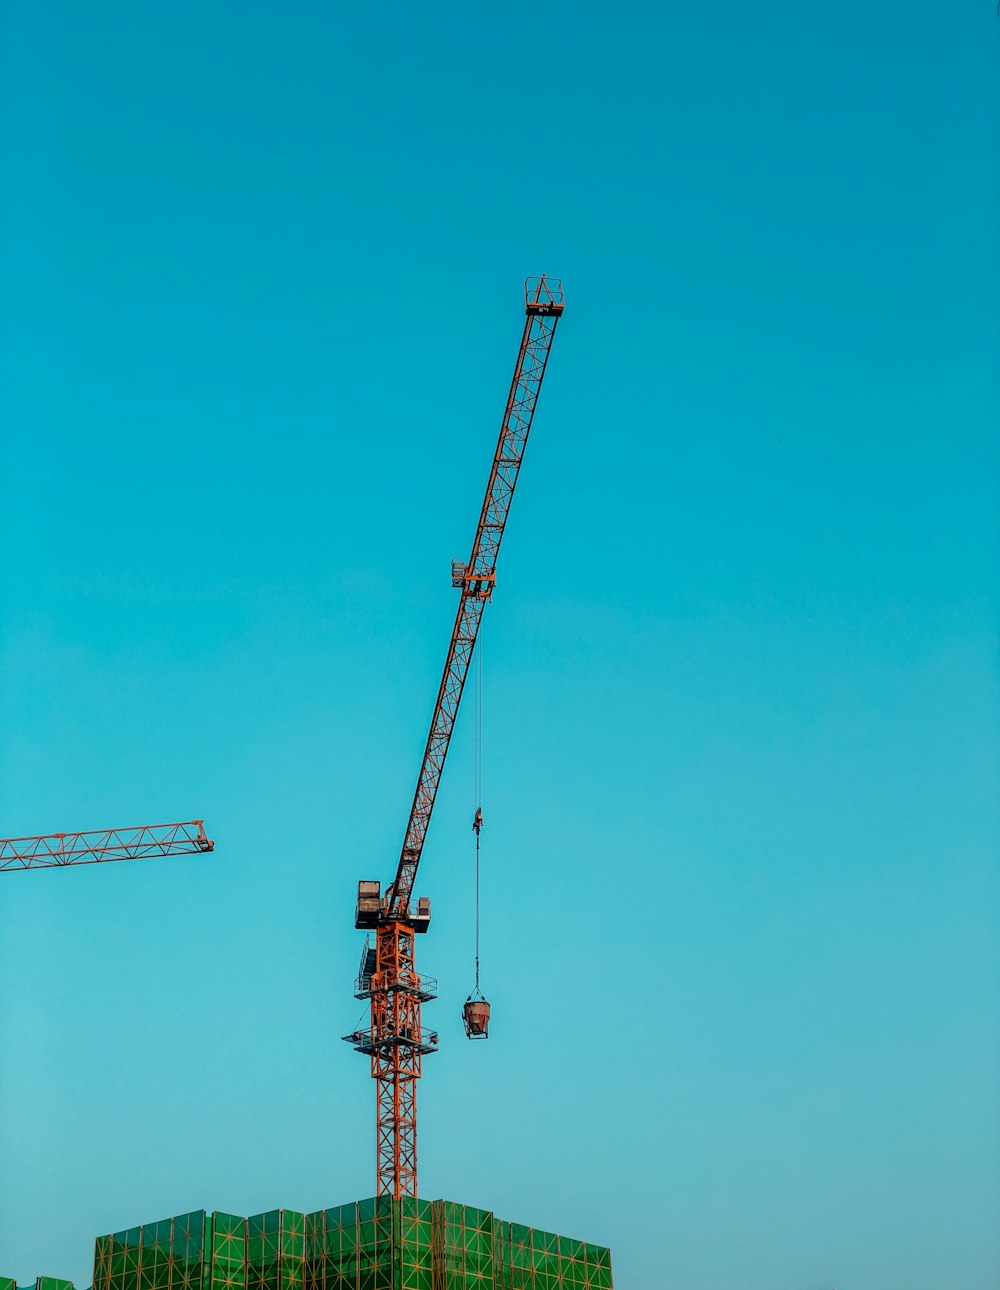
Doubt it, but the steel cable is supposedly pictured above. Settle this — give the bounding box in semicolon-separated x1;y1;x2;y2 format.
474;629;483;992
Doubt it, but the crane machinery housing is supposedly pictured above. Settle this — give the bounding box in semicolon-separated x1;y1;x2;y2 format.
343;275;565;1201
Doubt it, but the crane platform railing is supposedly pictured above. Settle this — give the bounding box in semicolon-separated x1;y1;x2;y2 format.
342;1029;440;1057
355;973;438;1002
524;276;565;314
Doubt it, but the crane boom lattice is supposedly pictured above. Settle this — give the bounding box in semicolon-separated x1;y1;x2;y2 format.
0;819;214;872
389;276;564;920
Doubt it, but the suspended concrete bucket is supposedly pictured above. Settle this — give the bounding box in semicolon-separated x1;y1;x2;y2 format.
462;995;491;1039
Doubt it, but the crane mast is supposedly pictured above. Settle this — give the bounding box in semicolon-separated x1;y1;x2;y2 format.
344;276;565;1199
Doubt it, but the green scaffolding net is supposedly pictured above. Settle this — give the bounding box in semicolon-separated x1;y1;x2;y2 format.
92;1198;613;1290
2;1277;77;1290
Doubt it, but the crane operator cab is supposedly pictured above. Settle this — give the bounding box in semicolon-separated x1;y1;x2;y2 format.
462;993;491;1039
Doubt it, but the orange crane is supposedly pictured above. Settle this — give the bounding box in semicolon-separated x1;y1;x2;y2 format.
0;819;213;872
343;275;565;1199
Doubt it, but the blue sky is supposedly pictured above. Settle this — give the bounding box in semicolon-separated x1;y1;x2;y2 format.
1;2;997;1287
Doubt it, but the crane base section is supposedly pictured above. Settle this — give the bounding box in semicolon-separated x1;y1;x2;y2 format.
91;1196;614;1290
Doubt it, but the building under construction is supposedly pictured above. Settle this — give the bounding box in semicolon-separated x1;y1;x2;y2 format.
17;1196;611;1290
5;1195;612;1290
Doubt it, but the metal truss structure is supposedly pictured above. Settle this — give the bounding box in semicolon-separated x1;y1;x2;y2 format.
345;276;565;1198
0;819;214;872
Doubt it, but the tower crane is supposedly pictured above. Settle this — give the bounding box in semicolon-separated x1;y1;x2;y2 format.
343;275;565;1199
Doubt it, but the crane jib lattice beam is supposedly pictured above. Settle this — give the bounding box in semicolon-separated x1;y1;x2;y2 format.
0;820;214;872
387;277;564;921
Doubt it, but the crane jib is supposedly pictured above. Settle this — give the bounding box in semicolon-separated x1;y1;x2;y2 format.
387;286;564;919
0;820;214;872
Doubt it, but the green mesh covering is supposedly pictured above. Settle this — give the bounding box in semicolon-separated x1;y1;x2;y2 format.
93;1199;613;1290
94;1211;206;1290
246;1210;307;1290
1;1278;76;1290
307;1196;396;1290
209;1213;247;1290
